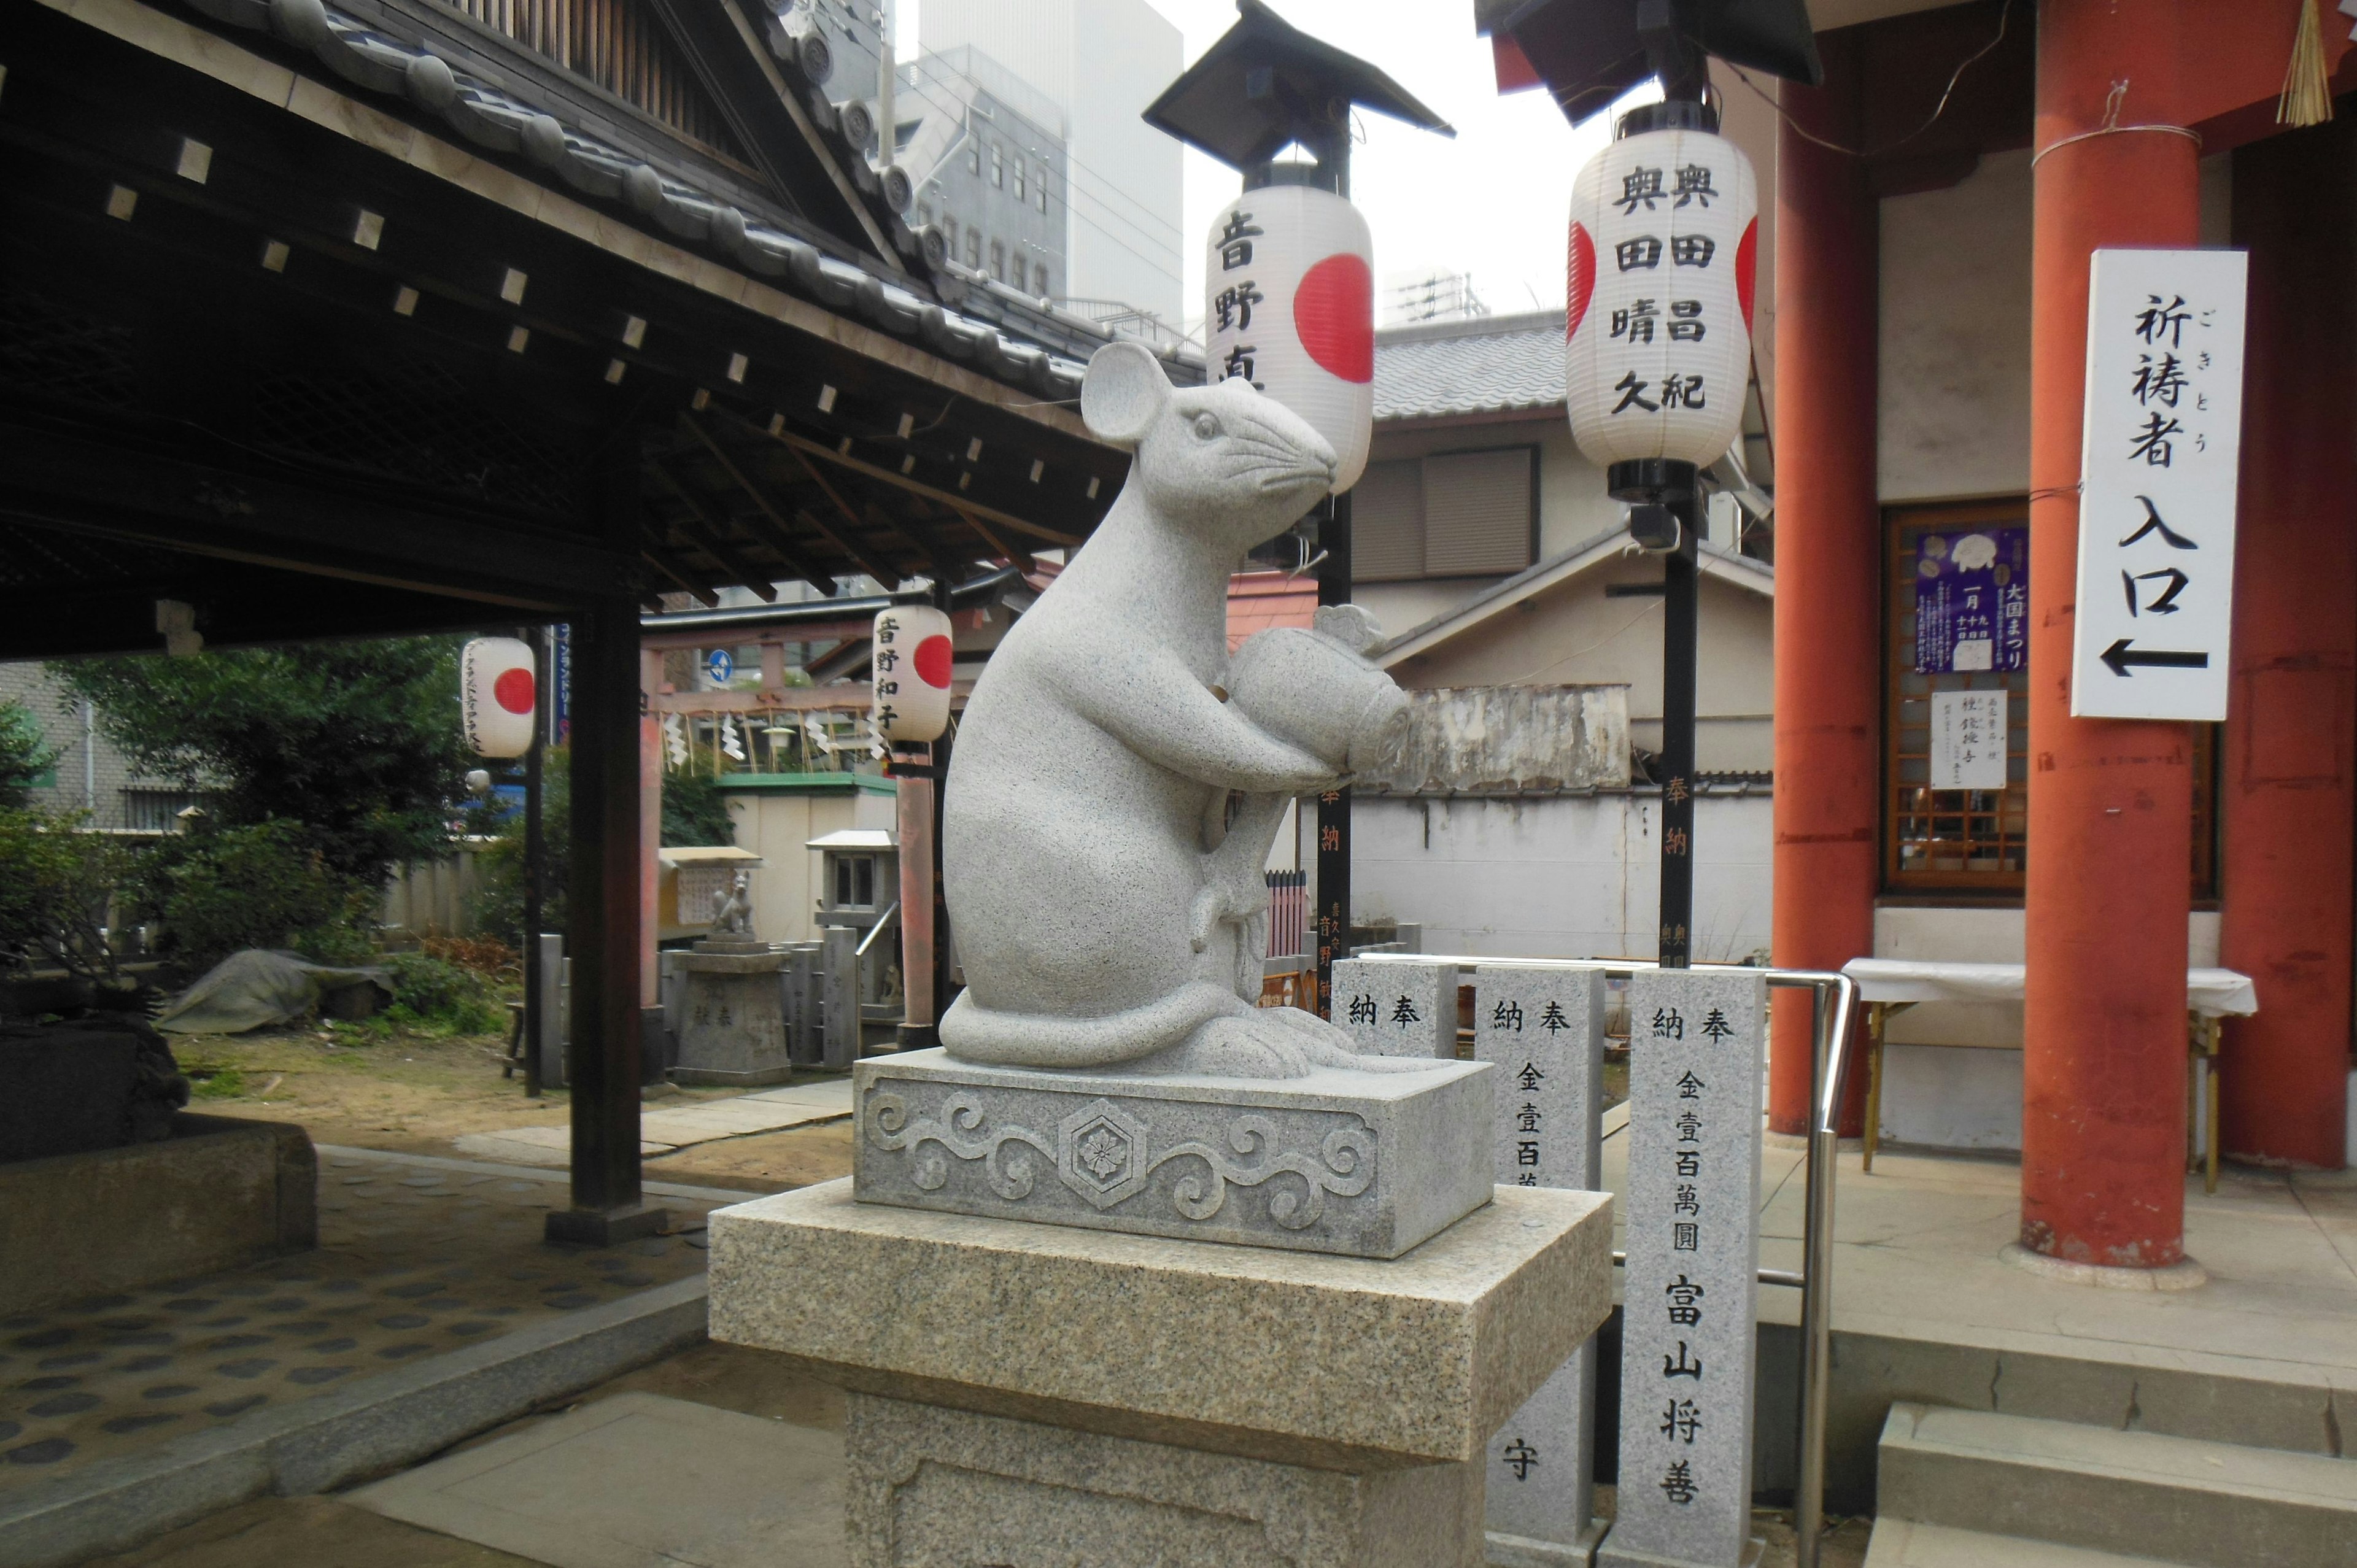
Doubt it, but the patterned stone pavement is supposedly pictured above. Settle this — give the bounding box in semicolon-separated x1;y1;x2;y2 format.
0;1151;724;1488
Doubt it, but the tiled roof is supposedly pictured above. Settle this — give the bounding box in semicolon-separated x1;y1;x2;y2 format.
1226;572;1318;652
169;0;1208;402
1372;309;1566;422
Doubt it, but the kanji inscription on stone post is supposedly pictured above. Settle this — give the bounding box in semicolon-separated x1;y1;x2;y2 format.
1600;968;1766;1568
1329;957;1455;1059
1476;965;1607;1561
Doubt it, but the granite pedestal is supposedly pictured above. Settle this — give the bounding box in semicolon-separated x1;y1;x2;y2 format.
852;1048;1493;1259
708;1179;1614;1568
670;940;793;1087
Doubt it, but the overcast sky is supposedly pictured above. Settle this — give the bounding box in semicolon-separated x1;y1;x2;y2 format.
1140;0;1639;329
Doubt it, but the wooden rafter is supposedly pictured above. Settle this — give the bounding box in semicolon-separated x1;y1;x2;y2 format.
718;410;1086;547
648;460;780;601
681;414;896;589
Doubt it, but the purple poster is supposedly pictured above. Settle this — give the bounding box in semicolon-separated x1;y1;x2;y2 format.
1914;525;2028;674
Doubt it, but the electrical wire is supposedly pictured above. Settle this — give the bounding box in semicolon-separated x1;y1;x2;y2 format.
1716;0;2013;160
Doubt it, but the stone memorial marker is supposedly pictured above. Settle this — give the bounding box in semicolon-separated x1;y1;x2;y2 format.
1600;969;1767;1568
1333;956;1457;1059
1477;964;1608;1565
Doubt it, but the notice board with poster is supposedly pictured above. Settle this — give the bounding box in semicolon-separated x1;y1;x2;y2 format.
1913;525;2027;674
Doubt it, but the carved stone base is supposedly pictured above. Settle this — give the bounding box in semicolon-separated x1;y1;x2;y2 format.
846;1392;1481;1568
851;1048;1493;1258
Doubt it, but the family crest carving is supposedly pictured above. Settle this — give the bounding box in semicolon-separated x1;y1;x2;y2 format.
864;1089;1377;1231
938;340;1433;1079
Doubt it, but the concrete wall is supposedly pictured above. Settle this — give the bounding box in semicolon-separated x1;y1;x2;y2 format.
1384;561;1775;774
1354;419;1631;647
722;784;898;944
1354;792;1772;964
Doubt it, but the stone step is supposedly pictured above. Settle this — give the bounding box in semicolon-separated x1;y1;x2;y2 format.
1864;1518;2181;1567
1875;1402;2357;1568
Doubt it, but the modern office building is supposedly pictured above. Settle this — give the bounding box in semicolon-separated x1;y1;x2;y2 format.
918;0;1184;325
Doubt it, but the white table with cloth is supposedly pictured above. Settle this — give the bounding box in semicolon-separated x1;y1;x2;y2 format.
1840;957;2258;1191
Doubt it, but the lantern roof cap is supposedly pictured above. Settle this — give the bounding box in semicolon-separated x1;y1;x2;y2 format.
1143;1;1453;174
1488;0;1821;128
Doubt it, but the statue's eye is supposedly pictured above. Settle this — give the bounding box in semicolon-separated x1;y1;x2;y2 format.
1193;412;1220;441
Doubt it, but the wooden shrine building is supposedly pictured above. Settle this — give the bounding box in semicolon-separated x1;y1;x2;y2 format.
0;0;1167;1240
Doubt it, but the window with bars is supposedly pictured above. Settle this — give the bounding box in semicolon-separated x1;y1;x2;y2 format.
1884;501;2218;897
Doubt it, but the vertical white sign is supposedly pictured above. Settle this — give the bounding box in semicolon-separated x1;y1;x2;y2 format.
1601;970;1765;1568
1476;967;1607;1559
2072;249;2248;720
1928;689;2008;790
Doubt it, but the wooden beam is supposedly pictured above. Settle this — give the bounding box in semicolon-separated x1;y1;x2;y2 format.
946;501;1034;573
681;414;898;589
640;544;722;608
675;414;862;594
719;411;1087;547
648;461;780;601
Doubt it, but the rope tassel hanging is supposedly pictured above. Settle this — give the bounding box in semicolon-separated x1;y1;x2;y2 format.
2280;0;2335;127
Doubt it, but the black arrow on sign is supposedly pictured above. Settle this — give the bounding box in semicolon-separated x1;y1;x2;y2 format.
2100;639;2209;676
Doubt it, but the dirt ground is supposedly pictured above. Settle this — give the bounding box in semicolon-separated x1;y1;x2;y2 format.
171;1022;856;1194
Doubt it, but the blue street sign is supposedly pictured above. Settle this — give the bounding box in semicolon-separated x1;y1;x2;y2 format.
706;647;734;684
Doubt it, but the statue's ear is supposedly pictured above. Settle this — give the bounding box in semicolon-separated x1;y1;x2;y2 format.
1080;341;1171;447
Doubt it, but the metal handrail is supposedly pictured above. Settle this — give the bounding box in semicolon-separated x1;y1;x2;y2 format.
1349;953;1857;1568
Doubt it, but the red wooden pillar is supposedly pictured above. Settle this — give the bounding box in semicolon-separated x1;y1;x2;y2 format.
2021;1;2201;1267
1769;29;1879;1137
2219;118;2357;1171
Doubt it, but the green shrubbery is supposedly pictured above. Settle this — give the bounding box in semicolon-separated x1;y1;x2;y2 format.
381;950;503;1034
0;806;131;982
127;820;377;973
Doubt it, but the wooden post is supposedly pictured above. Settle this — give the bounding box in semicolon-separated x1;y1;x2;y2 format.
549;437;667;1245
2021;0;2200;1269
1315;491;1352;1016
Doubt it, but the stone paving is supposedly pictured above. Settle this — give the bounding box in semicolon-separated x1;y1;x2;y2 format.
0;1149;727;1488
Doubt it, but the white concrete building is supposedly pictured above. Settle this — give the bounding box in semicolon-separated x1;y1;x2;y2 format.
918;0;1184;324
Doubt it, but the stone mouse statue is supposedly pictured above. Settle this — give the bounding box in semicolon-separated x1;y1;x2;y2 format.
939;341;1435;1079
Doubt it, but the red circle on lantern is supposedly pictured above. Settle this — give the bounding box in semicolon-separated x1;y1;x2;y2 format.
1566;222;1596;341
1293;253;1373;383
913;635;953;689
492;667;535;714
1735;218;1759;334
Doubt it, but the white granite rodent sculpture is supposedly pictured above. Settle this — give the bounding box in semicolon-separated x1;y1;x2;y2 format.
938;341;1435;1079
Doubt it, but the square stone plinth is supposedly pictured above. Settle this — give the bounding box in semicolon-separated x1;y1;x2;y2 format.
708;1178;1614;1472
844;1391;1484;1568
851;1048;1493;1259
673;951;792;1087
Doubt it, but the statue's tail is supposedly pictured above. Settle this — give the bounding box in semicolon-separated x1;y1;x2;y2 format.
940;981;1247;1068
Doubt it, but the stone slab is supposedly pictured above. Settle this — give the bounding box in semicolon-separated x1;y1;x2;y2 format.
451;1127;674;1168
743;1076;856;1110
0;1113;314;1316
0;1279;708;1568
1477;965;1609;1559
350;1391;845;1568
1333;957;1458;1058
1601;969;1767;1568
707;1177;1613;1469
849;1047;1492;1257
846;1390;1481;1568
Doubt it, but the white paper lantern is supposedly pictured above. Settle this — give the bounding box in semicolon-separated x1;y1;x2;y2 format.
1204;183;1374;491
1565;126;1758;473
873;605;953;743
460;636;535;759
